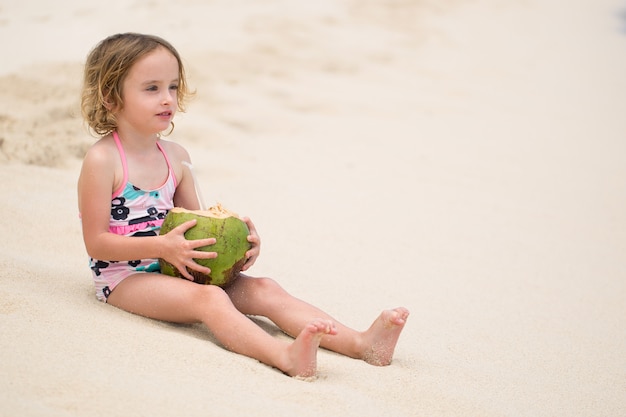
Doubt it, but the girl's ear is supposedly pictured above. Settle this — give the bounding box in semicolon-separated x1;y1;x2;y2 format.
104;99;122;114
103;95;114;111
102;90;119;112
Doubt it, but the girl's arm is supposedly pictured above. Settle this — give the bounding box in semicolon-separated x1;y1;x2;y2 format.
77;140;215;280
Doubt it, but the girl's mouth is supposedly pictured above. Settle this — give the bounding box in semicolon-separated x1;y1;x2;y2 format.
157;111;173;121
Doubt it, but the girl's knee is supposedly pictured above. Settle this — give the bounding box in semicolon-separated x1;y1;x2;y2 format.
250;277;285;296
193;283;229;305
234;276;288;305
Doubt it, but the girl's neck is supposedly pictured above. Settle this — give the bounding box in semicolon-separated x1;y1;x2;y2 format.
115;129;160;152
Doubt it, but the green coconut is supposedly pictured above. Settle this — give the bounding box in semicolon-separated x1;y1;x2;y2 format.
159;203;251;287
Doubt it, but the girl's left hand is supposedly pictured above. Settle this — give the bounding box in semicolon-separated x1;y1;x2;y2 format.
241;216;260;271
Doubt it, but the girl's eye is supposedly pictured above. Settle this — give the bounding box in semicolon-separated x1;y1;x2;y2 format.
146;85;158;91
169;84;179;91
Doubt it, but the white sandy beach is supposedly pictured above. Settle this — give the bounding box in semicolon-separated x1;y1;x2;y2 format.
1;1;625;416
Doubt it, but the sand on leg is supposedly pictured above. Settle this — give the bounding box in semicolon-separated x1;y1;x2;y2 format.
226;275;409;365
106;273;335;377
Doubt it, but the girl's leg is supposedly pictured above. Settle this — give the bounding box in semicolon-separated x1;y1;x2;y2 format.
225;274;409;366
106;273;336;377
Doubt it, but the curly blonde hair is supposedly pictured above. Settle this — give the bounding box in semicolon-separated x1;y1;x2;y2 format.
81;33;193;136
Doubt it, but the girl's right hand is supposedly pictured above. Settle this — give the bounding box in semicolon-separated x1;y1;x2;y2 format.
161;219;217;281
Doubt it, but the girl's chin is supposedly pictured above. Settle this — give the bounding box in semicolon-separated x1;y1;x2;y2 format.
155;121;173;132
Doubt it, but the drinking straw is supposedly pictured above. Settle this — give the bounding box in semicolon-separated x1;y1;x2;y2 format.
181;161;207;211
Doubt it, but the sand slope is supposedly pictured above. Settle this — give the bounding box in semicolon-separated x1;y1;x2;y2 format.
1;1;625;416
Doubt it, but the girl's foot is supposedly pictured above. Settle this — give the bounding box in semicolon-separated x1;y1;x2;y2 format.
283;318;337;377
361;307;410;366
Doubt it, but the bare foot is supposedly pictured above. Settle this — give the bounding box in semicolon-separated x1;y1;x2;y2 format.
282;319;337;378
361;307;410;366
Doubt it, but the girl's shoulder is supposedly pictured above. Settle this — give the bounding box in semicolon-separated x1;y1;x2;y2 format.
78;134;120;196
157;137;191;164
157;138;192;186
82;134;119;167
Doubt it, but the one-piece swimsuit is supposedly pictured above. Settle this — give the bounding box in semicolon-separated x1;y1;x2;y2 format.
88;131;177;302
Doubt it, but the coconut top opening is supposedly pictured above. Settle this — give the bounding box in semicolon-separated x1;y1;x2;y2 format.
170;203;239;219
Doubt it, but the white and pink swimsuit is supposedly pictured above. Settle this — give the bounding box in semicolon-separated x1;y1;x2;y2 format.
88;131;176;301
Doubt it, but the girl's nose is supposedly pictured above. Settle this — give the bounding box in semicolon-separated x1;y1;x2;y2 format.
162;90;175;104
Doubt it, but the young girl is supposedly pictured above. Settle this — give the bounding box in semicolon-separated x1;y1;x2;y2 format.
77;32;409;378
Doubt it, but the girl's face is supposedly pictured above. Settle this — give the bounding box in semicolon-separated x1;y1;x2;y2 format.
116;46;179;136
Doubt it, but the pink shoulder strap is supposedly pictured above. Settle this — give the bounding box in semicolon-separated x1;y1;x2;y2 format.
156;141;178;188
112;131;128;198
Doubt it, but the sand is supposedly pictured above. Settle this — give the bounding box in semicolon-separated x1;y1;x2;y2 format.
1;1;625;416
